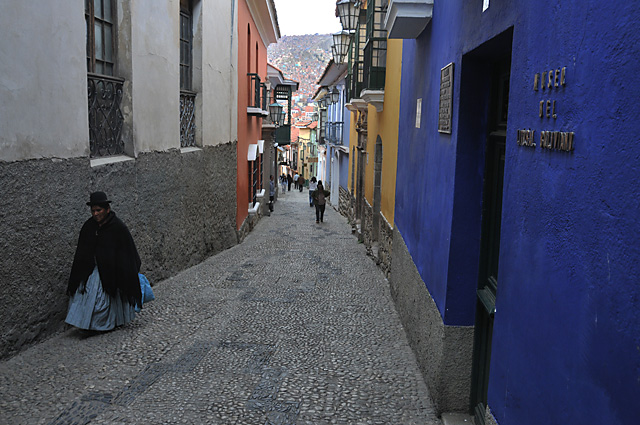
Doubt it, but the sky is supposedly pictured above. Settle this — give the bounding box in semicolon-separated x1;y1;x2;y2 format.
273;0;342;36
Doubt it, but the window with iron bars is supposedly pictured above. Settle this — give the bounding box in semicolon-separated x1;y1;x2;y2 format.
180;0;197;148
86;0;125;158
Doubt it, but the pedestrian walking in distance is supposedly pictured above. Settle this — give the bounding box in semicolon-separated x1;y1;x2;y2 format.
280;173;287;192
308;176;318;207
269;175;276;212
287;173;293;191
66;191;142;331
293;172;299;190
312;181;330;223
298;175;305;192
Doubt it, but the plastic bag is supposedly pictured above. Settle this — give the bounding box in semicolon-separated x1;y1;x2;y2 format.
135;273;155;312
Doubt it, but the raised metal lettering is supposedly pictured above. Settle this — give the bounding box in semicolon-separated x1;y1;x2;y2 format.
546;100;551;118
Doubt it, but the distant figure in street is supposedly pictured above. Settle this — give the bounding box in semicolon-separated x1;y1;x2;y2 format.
269;175;275;212
308;177;317;207
293;173;299;189
312;181;330;223
298;175;305;192
280;173;287;192
66;191;142;331
287;173;293;191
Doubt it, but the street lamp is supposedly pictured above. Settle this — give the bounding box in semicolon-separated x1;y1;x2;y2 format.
331;88;340;105
336;0;359;32
332;31;351;65
279;109;286;127
269;101;283;126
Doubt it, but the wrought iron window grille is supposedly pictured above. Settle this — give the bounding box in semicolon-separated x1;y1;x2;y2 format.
88;73;125;158
180;90;197;148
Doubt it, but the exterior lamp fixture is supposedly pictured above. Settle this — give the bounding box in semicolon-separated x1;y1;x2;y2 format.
331;88;340;105
332;31;351;64
279;109;286;127
319;97;327;108
331;45;339;64
269;101;283;126
336;0;359;32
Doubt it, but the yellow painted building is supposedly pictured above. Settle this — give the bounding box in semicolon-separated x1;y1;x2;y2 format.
342;0;402;275
347;38;402;226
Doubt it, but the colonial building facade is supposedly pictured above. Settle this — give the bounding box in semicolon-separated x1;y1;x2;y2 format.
0;0;243;357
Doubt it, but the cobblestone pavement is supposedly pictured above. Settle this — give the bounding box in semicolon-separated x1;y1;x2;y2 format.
0;188;440;425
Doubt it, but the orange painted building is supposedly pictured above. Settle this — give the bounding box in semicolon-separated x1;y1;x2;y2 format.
236;0;280;230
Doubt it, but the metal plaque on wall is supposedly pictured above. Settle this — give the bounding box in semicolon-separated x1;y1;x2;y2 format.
438;62;454;134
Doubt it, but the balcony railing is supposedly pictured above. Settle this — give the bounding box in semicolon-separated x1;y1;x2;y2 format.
87;73;125;157
328;122;344;145
180;90;197;148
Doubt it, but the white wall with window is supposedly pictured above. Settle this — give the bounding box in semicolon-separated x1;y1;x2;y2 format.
0;0;237;162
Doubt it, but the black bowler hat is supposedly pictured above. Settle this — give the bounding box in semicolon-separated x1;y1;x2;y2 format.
87;191;112;206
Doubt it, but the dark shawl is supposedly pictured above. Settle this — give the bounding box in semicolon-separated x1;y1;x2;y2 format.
67;211;142;306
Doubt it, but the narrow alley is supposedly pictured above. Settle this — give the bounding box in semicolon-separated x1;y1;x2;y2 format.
0;190;440;425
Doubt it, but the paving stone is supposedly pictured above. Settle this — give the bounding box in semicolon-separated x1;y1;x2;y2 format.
0;189;440;424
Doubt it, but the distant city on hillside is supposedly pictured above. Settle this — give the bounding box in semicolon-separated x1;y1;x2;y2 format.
268;34;333;108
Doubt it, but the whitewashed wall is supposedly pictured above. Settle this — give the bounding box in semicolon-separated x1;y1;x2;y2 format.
202;0;238;146
0;0;88;161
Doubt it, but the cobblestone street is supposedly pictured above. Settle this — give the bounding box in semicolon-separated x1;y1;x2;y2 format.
0;188;440;425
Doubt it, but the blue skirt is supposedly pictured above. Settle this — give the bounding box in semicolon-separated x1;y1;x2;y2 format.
65;266;136;331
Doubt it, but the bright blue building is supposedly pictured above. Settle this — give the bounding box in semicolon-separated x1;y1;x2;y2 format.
388;1;640;424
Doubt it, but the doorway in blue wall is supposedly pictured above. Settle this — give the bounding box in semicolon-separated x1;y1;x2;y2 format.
462;29;513;425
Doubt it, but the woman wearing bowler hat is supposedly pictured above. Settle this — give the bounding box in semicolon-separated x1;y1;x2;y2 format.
66;191;142;331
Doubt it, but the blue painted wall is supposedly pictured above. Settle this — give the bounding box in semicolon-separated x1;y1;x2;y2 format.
395;0;640;423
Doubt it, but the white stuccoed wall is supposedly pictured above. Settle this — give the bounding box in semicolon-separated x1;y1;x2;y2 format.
0;0;89;161
130;0;180;153
202;0;238;146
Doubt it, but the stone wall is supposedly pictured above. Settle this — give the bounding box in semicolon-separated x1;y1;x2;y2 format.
389;226;474;414
338;186;355;225
359;200;393;278
0;143;238;358
337;188;393;278
376;214;393;279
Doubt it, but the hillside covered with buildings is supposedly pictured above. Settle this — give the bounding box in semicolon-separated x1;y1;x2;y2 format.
267;34;332;105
